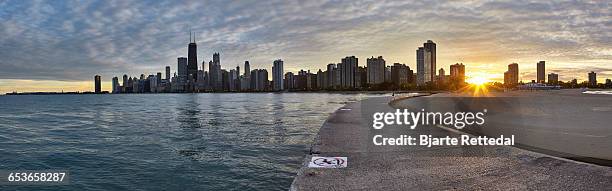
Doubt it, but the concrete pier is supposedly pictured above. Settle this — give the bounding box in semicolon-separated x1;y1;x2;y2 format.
291;92;612;190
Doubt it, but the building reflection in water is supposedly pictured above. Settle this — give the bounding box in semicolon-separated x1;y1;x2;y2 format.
176;94;201;129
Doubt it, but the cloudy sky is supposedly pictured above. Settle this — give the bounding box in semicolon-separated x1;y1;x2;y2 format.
0;0;610;93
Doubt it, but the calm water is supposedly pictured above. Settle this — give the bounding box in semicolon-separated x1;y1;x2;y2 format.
0;93;374;190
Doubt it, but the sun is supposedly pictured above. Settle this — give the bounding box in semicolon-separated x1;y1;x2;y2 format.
463;76;491;97
467;76;489;86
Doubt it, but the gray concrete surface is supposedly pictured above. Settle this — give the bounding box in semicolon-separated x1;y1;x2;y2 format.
411;89;612;163
290;92;612;190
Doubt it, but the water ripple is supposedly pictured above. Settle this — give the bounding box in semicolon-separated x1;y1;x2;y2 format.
0;93;375;190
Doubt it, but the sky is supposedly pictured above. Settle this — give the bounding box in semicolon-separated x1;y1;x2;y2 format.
0;0;610;93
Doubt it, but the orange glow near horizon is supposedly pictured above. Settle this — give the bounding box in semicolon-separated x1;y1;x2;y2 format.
466;76;490;86
458;74;492;97
0;80;111;94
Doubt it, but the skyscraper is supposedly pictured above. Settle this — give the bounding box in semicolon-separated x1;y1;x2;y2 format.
178;57;188;83
165;66;171;80
94;75;101;93
449;63;465;83
316;69;325;89
112;76;119;93
391;63;409;86
272;59;284;91
367;56;385;85
228;69;238;91
244;61;250;77
236;65;240;78
384;66;391;83
548;73;559;85
423;40;436;85
438;68;445;82
250;69;268;91
209;53;222;90
358;66;368;87
188;32;198;81
537;61;545;83
285;72;295;89
148;75;157;93
588;71;597;87
221;69;229;91
122;74;128;87
504;63;519;86
416;47;424;85
326;63;336;88
340;56;358;88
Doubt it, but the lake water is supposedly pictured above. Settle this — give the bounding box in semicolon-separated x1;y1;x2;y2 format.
0;93;375;190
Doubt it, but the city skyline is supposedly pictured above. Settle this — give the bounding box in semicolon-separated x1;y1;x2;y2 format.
98;36;607;94
0;1;610;93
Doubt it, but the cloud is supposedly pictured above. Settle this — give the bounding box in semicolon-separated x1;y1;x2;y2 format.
0;0;609;89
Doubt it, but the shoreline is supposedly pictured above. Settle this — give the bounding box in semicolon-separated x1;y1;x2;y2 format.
3;90;446;96
290;93;612;190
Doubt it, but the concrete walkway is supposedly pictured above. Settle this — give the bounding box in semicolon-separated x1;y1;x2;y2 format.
290;95;612;190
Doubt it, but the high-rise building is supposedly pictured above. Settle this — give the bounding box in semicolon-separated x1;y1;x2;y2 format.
504;63;519;86
423;40;436;85
384;66;391;83
156;72;162;82
122;74;128;87
202;60;206;72
272;59;284;91
177;57;188;83
94;75;101;93
391;63;410;86
148;75;157;93
367;56;385;85
165;66;171;80
326;63;336;88
240;76;250;91
449;63;465;83
228;69;238;91
537;61;545;83
307;72;317;90
221;69;229;91
416;47;424;85
208;53;222;90
196;70;206;91
334;66;341;89
112;76;119;93
357;66;368;88
236;65;240;78
438;68;445;82
285;72;295;90
244;61;250;77
340;56;358;88
250;69;268;91
316;69;325;89
188;32;198;80
129;77;136;93
296;70;308;90
547;73;559;85
588;71;597;87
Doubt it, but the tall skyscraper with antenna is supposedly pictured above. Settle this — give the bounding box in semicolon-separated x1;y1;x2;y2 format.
188;31;198;81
